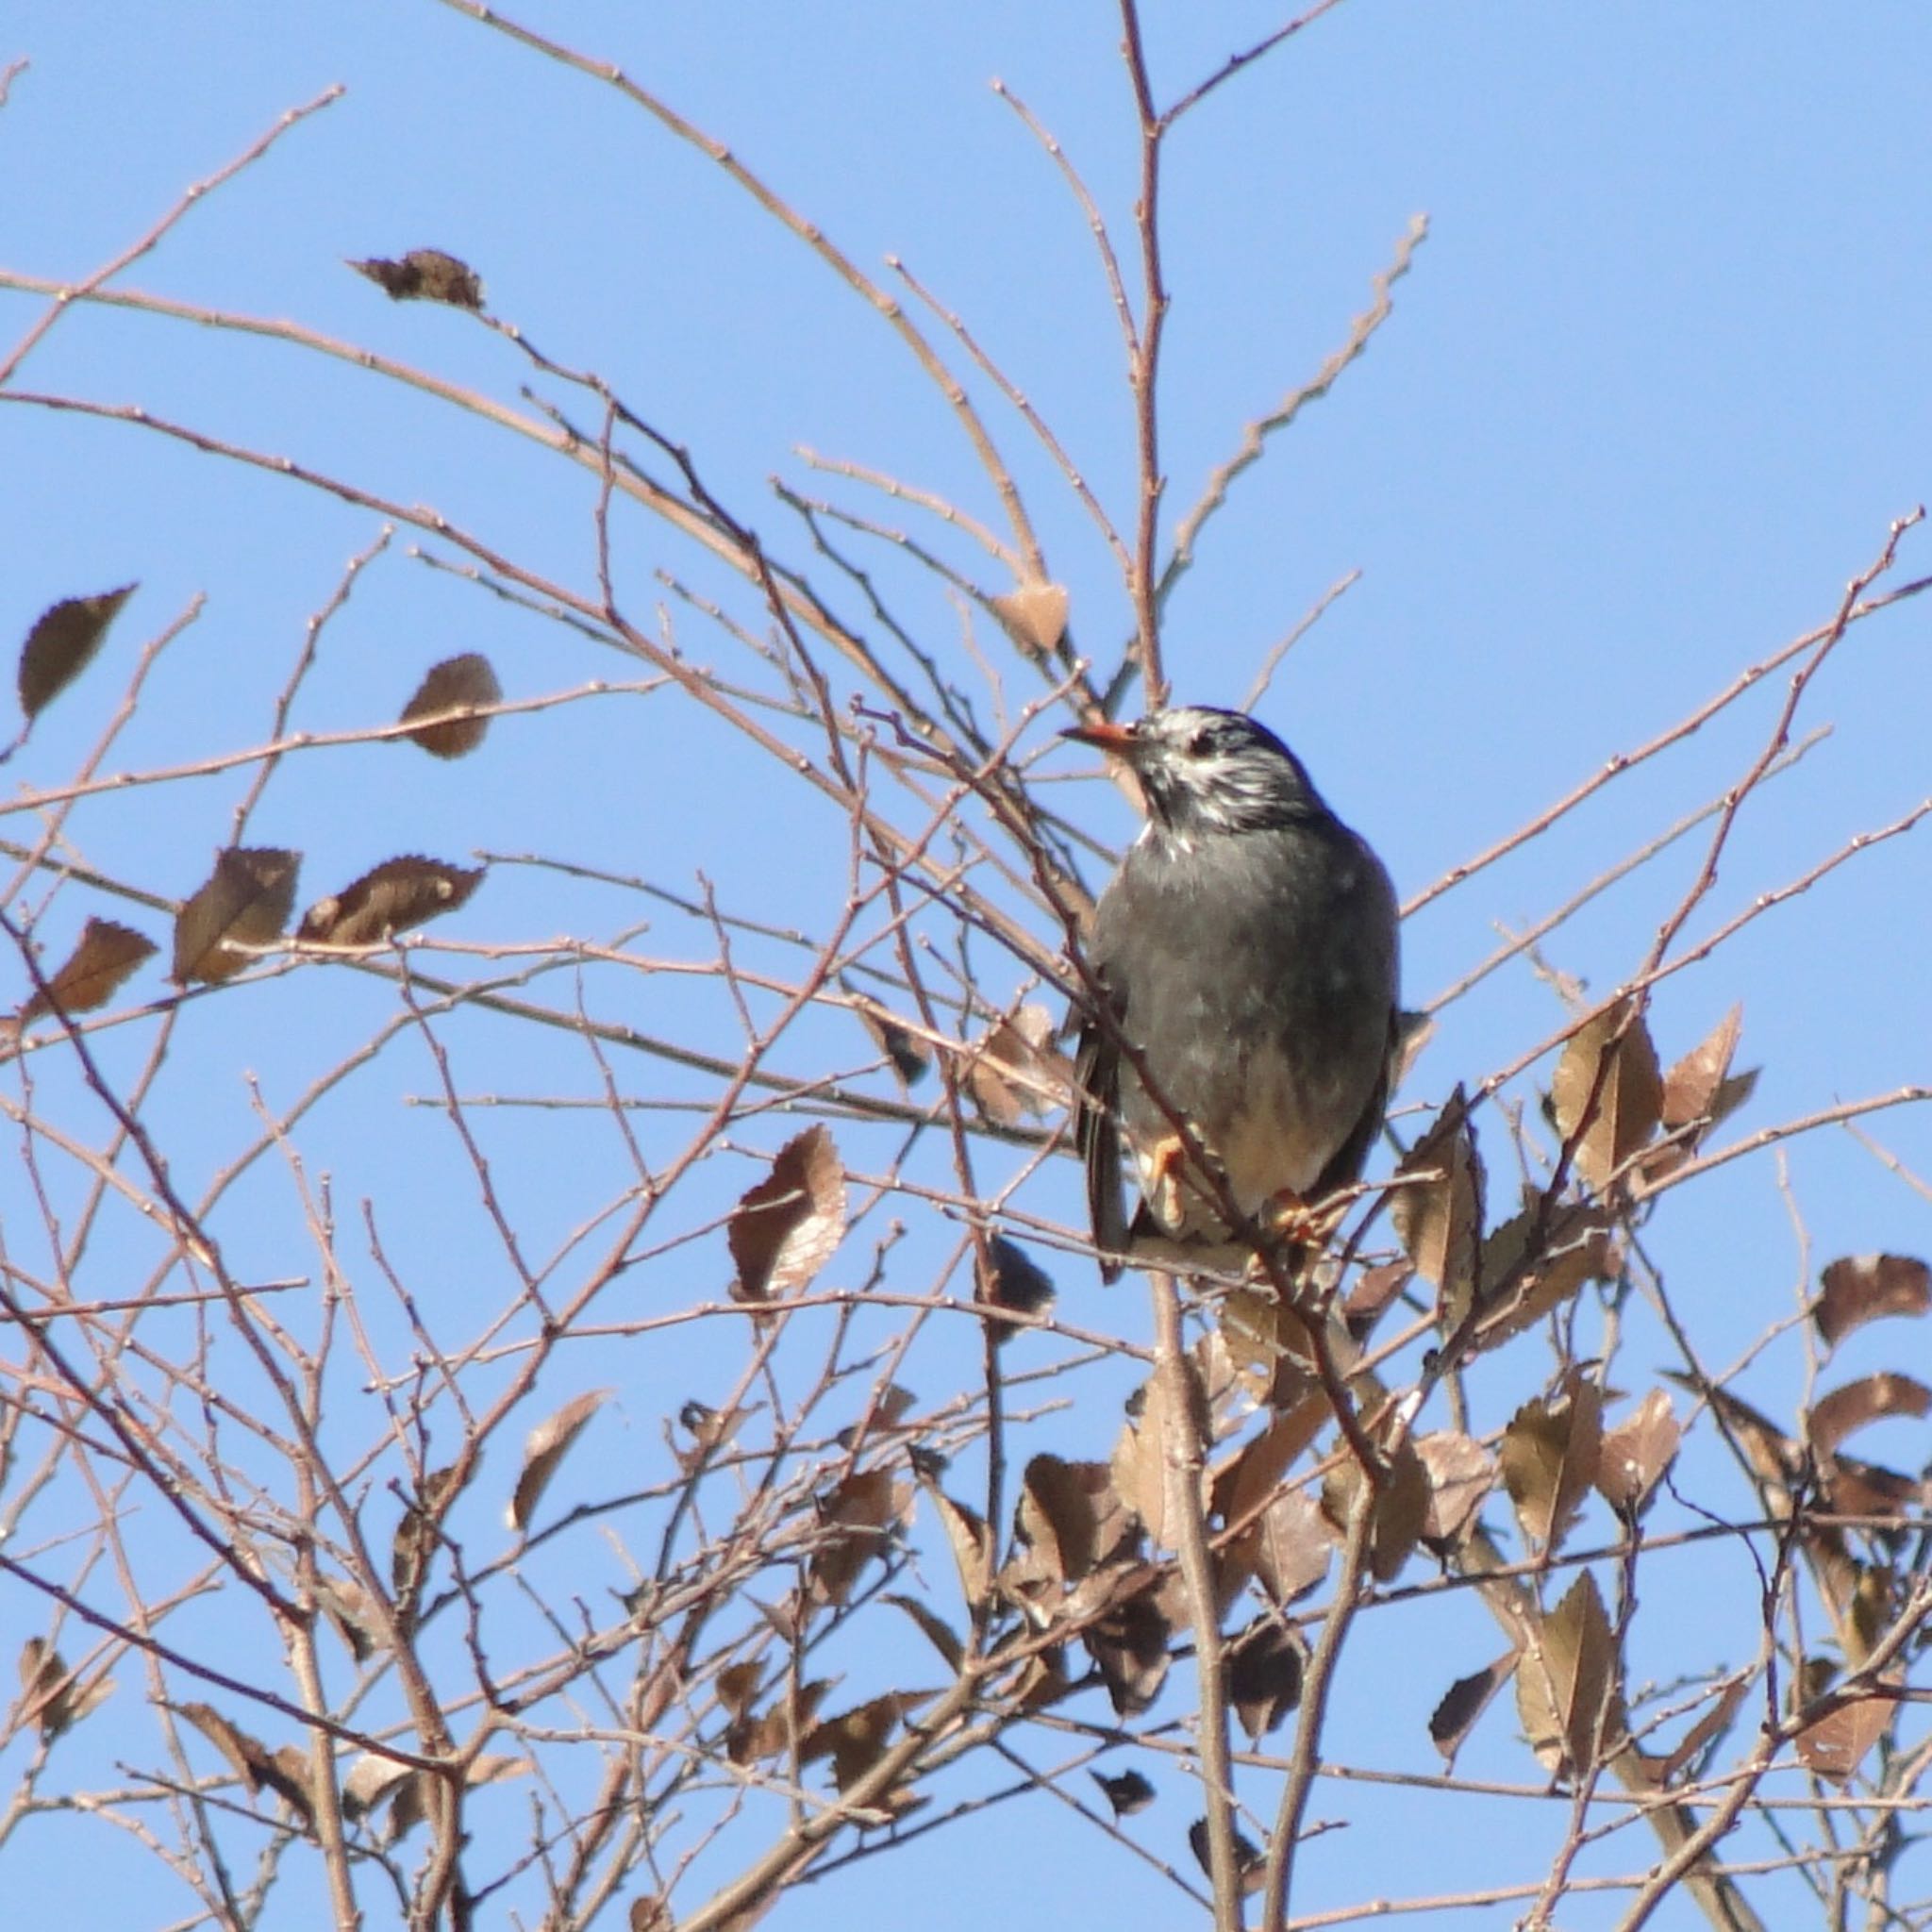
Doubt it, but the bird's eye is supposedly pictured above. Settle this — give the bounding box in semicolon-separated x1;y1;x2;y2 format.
1186;728;1217;758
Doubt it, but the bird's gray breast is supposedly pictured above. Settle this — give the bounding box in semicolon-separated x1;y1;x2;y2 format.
1091;816;1397;1233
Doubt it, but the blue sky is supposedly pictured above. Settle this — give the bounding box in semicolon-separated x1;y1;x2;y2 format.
4;6;1930;1928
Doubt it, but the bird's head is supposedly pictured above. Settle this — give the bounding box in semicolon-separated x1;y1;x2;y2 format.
1062;706;1328;840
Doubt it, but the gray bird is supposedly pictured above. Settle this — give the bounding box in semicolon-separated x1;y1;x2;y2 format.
1065;707;1400;1282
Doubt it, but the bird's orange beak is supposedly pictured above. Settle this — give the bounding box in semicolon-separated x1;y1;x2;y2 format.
1061;720;1137;755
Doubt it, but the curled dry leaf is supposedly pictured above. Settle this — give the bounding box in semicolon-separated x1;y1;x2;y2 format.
17;583;136;721
1415;1430;1496;1546
1429;1650;1517;1768
20;917;156;1024
391;1464;460;1611
1013;1454;1130;1588
1593;1389;1680;1516
1645;1004;1757;1182
1087;1581;1171;1717
1794;1686;1898;1780
1090;1767;1155;1817
1211;1397;1330;1533
508;1388;610;1532
1189;1819;1267;1897
1112;1363;1211;1554
1392;1085;1484;1310
727;1124;845;1309
1653;1675;1748;1785
1515;1570;1625;1778
924;1485;994;1613
1550;999;1663;1191
1227;1615;1305;1740
173;847;301;985
884;1592;964;1671
727;1677;830;1766
844;984;930;1086
977;1233;1057;1339
989;579;1070;658
1499;1376;1603;1556
350;247;485;309
313;1572;388;1662
808;1466;909;1607
400;651;503;758
1815;1254;1932;1348
341;1752;413;1821
176;1701;312;1820
801;1690;913;1790
965;1001;1071;1124
18;1639;113;1740
298;856;484;945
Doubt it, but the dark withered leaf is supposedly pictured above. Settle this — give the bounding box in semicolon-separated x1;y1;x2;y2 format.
844;984;929;1085
1091;1767;1155;1817
1429;1651;1516;1767
727;1124;845;1309
1188;1818;1267;1895
177;1700;308;1817
298;856;484;945
1815;1254;1931;1348
884;1592;964;1671
1655;1676;1748;1784
924;1484;994;1611
20;917;156;1024
978;1233;1056;1338
1228;1488;1332;1607
350;248;485;309
1012;1454;1129;1587
391;1464;460;1608
313;1573;387;1662
508;1388;610;1532
400;652;502;758
173;847;300;985
1087;1583;1170;1717
1550;999;1663;1191
966;1002;1071;1124
1323;1435;1430;1584
1227;1616;1305;1740
18;584;136;720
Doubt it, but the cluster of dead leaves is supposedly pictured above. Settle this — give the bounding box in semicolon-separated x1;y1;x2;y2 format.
7;599;499;1037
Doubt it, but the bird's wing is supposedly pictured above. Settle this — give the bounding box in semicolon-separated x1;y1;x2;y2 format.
1074;992;1128;1284
1312;1002;1402;1202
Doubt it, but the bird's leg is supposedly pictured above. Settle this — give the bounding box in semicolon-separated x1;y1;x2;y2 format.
1138;1132;1192;1233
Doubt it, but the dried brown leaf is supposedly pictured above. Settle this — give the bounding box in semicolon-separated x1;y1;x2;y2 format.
351;248;485;308
1391;1086;1484;1307
977;1233;1056;1338
508;1389;609;1532
1112;1362;1210;1553
727;1678;830;1766
716;1662;763;1721
884;1592;964;1671
173;847;301;985
341;1753;412;1821
1227;1615;1305;1741
989;579;1070;657
1594;1390;1680;1516
1470;1194;1616;1349
1324;1433;1430;1584
808;1466;908;1607
802;1691;908;1790
846;988;930;1085
1499;1376;1603;1555
313;1572;387;1662
1090;1767;1155;1817
1086;1581;1171;1717
1189;1818;1267;1897
1660;1005;1745;1133
966;1001;1071;1124
1794;1687;1897;1780
1415;1430;1496;1545
21;918;157;1024
18;1640;113;1740
298;856;484;945
1550;999;1663;1190
1014;1455;1130;1588
727;1124;845;1307
391;1464;460;1607
1231;1489;1333;1607
1815;1254;1931;1347
1655;1677;1748;1784
1211;1398;1329;1531
1429;1650;1517;1767
1515;1570;1624;1777
18;584;136;720
400;651;502;757
177;1700;306;1814
1807;1373;1932;1458
924;1486;994;1611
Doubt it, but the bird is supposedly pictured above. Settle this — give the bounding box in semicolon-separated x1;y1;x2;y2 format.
1064;706;1400;1283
